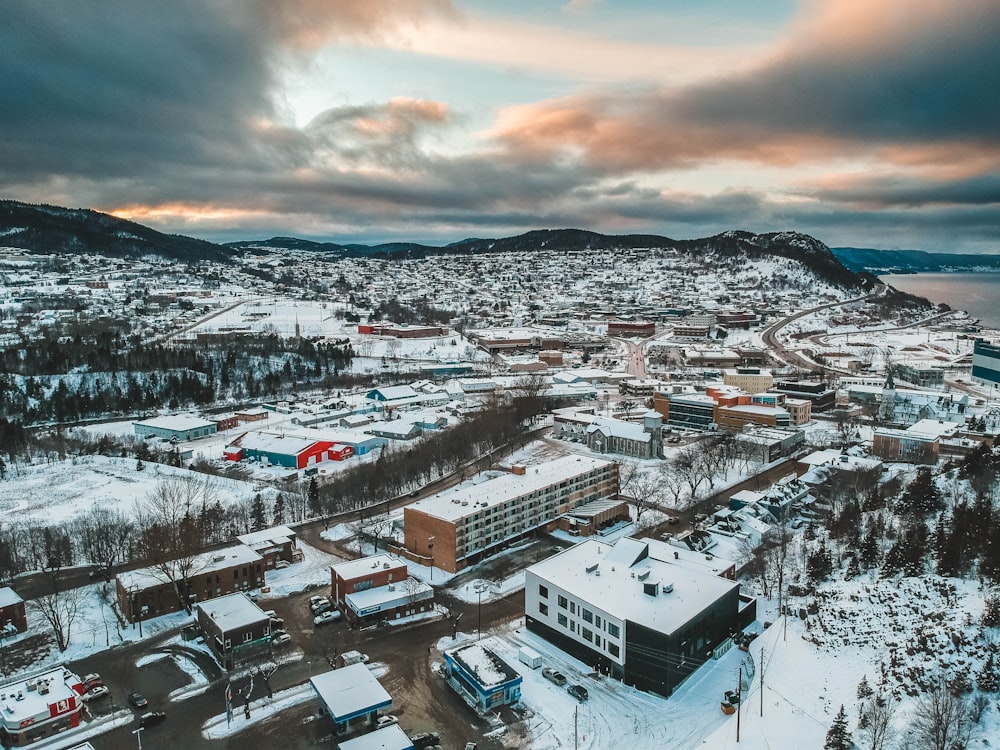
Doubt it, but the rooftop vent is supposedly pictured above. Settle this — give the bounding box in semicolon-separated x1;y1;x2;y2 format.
662;583;674;593
585;563;599;573
637;570;651;581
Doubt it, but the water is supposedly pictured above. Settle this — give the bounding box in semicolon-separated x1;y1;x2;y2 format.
879;272;1000;329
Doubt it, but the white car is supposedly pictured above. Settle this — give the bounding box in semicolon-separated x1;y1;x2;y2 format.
271;632;292;646
82;684;110;702
375;714;398;729
314;610;341;626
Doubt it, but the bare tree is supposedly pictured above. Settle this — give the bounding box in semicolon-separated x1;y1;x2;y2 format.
618;460;665;524
31;586;87;652
73;507;135;579
909;680;976;750
133;476;216;614
857;692;896;750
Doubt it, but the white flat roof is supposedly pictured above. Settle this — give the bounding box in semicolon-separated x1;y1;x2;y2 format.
408;455;615;523
528;537;738;635
336;724;413;750
117;545;262;591
236;525;296;548
332;554;406;582
346;580;432;612
310;663;392;721
0;667;81;722
196;592;267;631
134;414;215;431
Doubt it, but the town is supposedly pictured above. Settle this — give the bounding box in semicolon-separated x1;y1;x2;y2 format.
0;231;999;750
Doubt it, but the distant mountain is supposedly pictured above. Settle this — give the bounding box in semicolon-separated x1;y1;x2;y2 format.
0;199;871;289
832;246;1000;274
0;200;229;262
237;228;872;289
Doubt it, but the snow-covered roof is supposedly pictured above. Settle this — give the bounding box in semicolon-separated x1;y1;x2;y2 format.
798;449;883;471
133;414;215;431
196;592;268;631
241;431;318;456
368;385;419;401
586;417;651;442
336;724;413;750
0;586;23;608
528;537;739;635
907;418;961;438
332;554;406;582
236;525;295;550
310;663;392;721
345;579;432;614
117;545;263;591
0;667;81;723
447;642;520;688
409;455;615;523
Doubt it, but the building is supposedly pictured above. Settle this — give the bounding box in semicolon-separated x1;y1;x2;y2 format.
115;546;265;623
972;338;1000;388
722;368;773;394
357;323;447;338
607;320;656;337
715;403;792;431
782;397;812;426
236;525;301;568
555;497;631;537
403;456;619;573
196;592;273;668
872;427;940;464
0;667;85;746
734;427;806;464
772;380;836;412
891;362;946;390
442;642;522;712
653;391;716;431
524;536;755;698
133;414;217;442
585;412;663;459
330;555;434;627
311;664;393;738
0;587;27;633
619;379;663;397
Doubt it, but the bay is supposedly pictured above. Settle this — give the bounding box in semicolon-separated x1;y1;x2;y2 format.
879;272;1000;330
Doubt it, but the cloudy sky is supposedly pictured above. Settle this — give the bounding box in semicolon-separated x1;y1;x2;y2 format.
2;0;999;251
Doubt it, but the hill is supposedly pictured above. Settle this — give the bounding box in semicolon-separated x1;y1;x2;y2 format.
833;246;1000;274
0;200;229;263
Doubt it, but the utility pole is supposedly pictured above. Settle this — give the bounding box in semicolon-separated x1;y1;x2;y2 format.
760;648;764;717
574;704;578;750
736;664;742;743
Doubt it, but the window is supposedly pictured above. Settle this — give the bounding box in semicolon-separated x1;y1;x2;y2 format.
539;584;548;599
569;602;576;615
595;615;602;628
608;643;620;657
582;627;592;642
558;595;568;609
607;623;620;638
557;613;568;627
539;602;549;616
582;608;593;623
243;632;252;643
570;621;576;633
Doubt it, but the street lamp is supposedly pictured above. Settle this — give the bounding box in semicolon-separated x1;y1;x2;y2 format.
132;726;145;750
426;537;435;582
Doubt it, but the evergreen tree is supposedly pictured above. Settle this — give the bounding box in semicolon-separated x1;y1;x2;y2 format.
982;593;1000;627
807;539;834;584
823;704;852;750
947;665;973;696
273;494;285;525
250;493;267;531
308;477;321;518
857;674;873;701
977;653;998;693
897;468;941;517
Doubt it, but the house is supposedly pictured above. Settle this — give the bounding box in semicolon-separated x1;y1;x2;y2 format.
403;456;619;573
115;546;265;623
0;587;27;633
367;421;422;441
196;592;273;668
235;407;269;423
311;664;393;738
442;642;522;712
133;414;217;442
0;667;85;747
584;412;663;459
525;536;755;698
236;525;300;568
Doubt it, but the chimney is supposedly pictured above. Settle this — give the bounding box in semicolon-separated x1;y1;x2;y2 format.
511;464;526;475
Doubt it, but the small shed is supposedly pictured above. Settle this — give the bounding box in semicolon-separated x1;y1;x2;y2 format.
0;587;27;633
443;642;522;711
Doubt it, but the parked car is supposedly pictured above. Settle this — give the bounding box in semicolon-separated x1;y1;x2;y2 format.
664;515;680;525
312;602;333;616
464;743;478;750
308;595;327;607
262;609;277;619
274;559;290;569
542;668;567;686
128;691;148;709
310;597;331;613
82;685;110;702
271;631;291;646
139;711;166;728
314;610;341;626
375;714;398;728
567;684;589;701
82;673;103;691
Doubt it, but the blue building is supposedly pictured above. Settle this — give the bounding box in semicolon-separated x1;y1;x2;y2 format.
133;415;217;441
972;338;1000;388
443;642;522;712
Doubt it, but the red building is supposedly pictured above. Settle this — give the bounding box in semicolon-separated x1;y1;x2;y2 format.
0;668;84;746
330;554;408;608
0;587;27;633
607;320;656;337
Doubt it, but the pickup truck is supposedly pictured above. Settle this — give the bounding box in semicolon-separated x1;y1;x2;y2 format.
542;668;567;686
